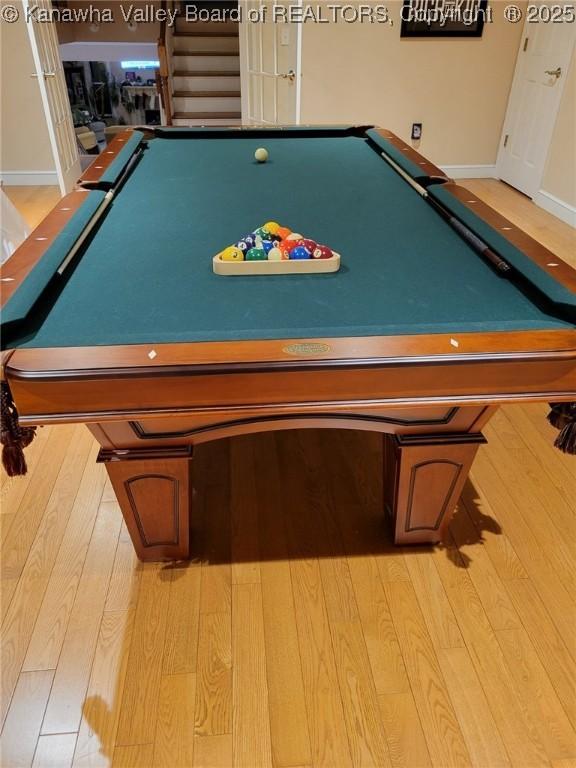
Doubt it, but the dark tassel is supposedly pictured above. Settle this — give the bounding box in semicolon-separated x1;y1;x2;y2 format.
0;381;36;476
555;422;576;455
2;443;29;476
547;402;576;455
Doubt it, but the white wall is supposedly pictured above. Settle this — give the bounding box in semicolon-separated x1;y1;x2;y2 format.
56;1;160;43
299;1;526;170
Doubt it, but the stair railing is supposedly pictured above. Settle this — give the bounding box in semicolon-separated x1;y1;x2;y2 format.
157;0;174;125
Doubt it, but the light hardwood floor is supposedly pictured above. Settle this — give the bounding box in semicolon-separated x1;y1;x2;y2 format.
1;182;575;768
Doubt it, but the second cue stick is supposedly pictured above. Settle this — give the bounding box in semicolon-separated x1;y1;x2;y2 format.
379;151;511;274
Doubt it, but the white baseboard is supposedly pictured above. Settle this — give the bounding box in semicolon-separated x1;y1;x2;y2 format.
440;165;497;179
533;189;576;228
0;171;58;186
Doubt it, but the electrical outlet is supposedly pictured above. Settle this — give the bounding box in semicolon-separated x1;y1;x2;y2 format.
411;123;422;141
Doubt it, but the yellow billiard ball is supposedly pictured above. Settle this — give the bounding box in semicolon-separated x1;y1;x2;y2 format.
255;147;269;163
219;246;244;262
263;221;281;235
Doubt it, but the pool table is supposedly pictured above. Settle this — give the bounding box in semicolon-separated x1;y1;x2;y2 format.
2;126;575;561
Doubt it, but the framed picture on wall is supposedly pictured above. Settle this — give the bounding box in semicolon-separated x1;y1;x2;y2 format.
400;0;489;37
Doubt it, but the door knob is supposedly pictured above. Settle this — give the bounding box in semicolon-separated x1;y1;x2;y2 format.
545;67;562;78
278;69;296;83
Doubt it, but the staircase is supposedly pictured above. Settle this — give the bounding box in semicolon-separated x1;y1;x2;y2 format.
169;16;241;126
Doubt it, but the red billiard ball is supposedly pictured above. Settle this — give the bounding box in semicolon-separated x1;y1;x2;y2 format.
313;244;333;259
284;239;302;253
299;238;317;253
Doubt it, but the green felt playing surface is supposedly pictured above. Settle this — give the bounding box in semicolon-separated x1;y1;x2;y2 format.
5;132;573;349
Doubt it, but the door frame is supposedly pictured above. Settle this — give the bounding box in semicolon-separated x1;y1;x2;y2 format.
495;9;575;200
22;0;81;194
239;0;302;125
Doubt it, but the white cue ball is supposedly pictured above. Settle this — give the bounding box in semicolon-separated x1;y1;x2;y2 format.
255;147;269;163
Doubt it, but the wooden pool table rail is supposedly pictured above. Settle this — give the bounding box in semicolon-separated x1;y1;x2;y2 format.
372;127;448;182
0;189;90;307
5;330;576;426
444;184;576;293
77;129;141;186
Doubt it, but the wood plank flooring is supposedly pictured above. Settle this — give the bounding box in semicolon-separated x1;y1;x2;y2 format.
1;182;575;767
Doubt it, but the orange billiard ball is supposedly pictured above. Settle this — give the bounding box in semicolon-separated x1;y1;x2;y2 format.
278;241;293;260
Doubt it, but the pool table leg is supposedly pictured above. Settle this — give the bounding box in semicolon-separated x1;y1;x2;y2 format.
383;433;486;545
99;446;193;561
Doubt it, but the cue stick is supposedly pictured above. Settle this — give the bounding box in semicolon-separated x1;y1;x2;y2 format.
379;151;512;274
57;146;146;276
113;145;146;195
57;191;114;275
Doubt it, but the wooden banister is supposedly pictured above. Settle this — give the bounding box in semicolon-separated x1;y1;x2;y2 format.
157;0;174;125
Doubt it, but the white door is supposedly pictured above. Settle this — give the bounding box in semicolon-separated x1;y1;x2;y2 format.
22;0;81;194
239;0;302;124
496;2;575;197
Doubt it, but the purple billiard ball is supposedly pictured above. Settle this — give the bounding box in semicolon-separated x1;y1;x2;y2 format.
237;234;256;252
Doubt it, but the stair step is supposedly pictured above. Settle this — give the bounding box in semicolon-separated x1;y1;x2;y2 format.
174;90;241;98
172;54;240;71
173;93;241;111
174;111;241;119
173;70;239;76
173;50;239;56
172;36;238;53
173;74;240;92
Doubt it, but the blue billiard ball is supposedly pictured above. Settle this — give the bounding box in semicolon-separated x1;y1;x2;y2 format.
289;246;311;260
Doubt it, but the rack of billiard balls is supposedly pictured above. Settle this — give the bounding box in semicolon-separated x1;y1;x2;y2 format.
213;222;340;276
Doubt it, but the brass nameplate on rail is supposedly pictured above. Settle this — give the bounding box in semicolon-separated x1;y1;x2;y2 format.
282;343;332;357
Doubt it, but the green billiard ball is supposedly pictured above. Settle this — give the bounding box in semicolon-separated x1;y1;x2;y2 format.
246;247;268;261
252;227;272;241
